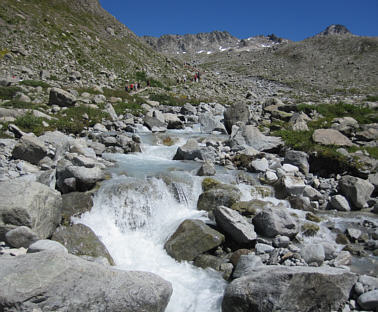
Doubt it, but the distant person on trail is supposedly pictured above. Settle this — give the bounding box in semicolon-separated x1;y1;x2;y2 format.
130;83;134;91
147;80;150;87
125;85;129;92
137;82;141;89
194;73;197;82
197;72;201;81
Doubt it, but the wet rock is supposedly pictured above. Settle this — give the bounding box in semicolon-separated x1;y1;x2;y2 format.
0;251;172;312
173;138;215;162
230;249;253;266
274;175;306;199
0;181;62;241
52;224;114;265
5;226;39;248
197;160;216;176
144;115;166;131
12;135;48;165
338;175;374;209
273;235;290;248
232;254;264;279
222;266;357;312
230;200;260;216
164;219;224;261
249;157;269;173
199;113;227;133
214;206;257;245
255;243;274;255
194;254;233;280
197;184;241;212
61;192;93;225
252;207;299;238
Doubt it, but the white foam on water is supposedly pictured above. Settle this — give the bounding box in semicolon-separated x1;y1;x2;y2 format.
78;175;227;312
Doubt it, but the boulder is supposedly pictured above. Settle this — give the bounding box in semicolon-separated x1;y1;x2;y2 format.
214;206;257;245
197;161;216;176
274;175;306;199
12;135;48;165
0;181;62;241
312;129;354;146
164;219;224;261
173;139;215;162
222;265;357;312
231;125;283;152
144;115;166;131
329;194;351;211
199;113;227;133
0;251;172;312
164;113;184;129
180;103;197;115
252;207;299;238
48;87;76;107
197;184;241;212
357;290;378;311
5;226;39;248
27;239;68;253
224;102;250;134
52;224;114;265
105;103;118;121
232;254;264;279
284;149;310;175
338;175;374;209
193;254;233;280
249;158;269;173
61;191;93;224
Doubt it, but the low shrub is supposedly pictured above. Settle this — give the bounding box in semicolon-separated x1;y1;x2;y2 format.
20;80;51;89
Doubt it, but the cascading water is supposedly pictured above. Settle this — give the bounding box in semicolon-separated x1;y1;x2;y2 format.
78;131;227;312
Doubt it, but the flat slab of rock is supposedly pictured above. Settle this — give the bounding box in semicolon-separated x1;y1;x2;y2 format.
164;219;224;261
222;265;357;312
12;135;48;165
0;181;62;241
0;251;172;312
312;129;354;146
338;175;374;209
214;206;256;245
48;87;76;107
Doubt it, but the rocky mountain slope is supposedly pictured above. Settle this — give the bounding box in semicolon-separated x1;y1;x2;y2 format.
0;0;184;87
151;25;378;96
142;30;288;55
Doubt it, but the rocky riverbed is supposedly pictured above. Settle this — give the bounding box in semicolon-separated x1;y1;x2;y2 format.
0;86;377;311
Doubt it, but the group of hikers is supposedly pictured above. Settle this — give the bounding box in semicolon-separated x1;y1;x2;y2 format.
176;71;201;84
125;80;150;93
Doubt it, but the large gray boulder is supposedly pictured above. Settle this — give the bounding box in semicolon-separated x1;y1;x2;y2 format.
358;290;378;310
312;129;354;146
338;175;374;209
12;135;48;165
61;191;93;224
173;139;215;162
231;125;283;152
0;251;172;312
199;113;227;133
48;87;76;107
214;206;257;245
284;149;310;175
0;181;62;241
222;265;357;312
197;184;241;212
56;160;105;193
164;219;224;261
52;224;115;265
224;102;250;134
252;207;299;238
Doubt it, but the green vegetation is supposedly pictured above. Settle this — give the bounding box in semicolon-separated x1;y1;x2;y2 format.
149;93;200;107
0;86;21;100
366;95;378;102
53;106;109;134
20;80;51;89
0;48;9;59
13;112;48;136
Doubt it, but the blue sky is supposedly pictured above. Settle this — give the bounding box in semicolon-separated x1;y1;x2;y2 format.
99;0;378;41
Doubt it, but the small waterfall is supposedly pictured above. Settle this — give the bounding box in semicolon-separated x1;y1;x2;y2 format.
79;170;227;312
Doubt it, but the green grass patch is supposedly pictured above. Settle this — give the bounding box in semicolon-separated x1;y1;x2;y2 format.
0;86;21;100
0;48;9;59
149;93;200;107
297;102;378;124
20;80;51;89
113;101;144;116
366;95;378;102
13;112;48;136
1;100;36;109
52;106;109;135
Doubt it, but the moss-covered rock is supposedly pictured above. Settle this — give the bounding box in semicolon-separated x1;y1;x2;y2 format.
301;223;320;236
231;201;259;216
201;177;222;192
305;212;322;223
197;184;241;212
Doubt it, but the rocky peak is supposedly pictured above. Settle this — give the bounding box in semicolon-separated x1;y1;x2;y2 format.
317;24;352;36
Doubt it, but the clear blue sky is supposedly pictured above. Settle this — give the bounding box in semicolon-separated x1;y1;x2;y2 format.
99;0;378;41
